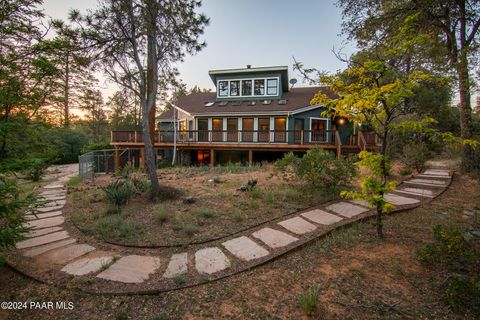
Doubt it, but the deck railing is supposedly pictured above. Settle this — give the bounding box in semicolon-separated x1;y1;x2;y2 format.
111;129;343;145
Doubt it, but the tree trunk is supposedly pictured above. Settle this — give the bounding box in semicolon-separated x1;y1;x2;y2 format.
456;56;474;170
64;51;70;127
376;127;390;239
144;0;160;199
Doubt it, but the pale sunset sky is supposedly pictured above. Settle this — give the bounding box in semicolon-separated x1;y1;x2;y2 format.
41;0;355;101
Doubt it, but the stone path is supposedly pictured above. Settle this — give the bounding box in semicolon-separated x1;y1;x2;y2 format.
8;162;453;294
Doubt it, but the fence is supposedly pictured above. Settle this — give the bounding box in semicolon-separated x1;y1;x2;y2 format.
78;148;142;181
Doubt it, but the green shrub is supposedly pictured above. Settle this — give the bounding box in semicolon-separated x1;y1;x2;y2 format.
276;148;356;193
247;188;261;199
247;199;259;209
196;209;216;218
232;210;244;222
103;180;136;212
399;167;413;176
24;158;48;181
171;218;183;231
154;204;169;224
0;176;34;258
114;162;139;178
172;274;186;285
130;176;150;193
67;176;82;186
157;159;173;169
184;220;199;236
401;142;430;173
297;285;320;316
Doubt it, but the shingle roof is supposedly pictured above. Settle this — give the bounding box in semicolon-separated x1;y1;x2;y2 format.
158;86;336;119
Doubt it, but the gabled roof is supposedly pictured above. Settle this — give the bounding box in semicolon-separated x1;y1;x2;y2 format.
158;86;336;119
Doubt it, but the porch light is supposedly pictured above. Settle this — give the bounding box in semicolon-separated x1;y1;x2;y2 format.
338;118;345;125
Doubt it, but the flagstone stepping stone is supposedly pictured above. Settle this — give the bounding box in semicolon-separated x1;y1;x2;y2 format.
326;202;369;218
416;174;451;179
40;244;95;265
251;228;299;249
26;226;63;238
42;200;66;207
278;216;317;235
26;216;64;229
23;238;76;257
409;178;446;185
385;193;420;205
43;184;65;189
41;195;66;201
301;209;344;225
423;169;449;176
62;256;115;276
163;253;188;278
97;255;160;283
25;211;63;220
36;205;64;213
194;247;231;275
16;231;70;249
222;236;269;261
396;187;435;198
350;200;375;208
40;190;67;196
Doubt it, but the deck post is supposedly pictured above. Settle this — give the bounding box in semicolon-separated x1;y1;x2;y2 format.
248;149;253;166
301;130;304;144
140;148;145;168
210;149;215;167
114;149;120;170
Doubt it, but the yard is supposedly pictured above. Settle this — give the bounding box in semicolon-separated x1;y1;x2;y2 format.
67;164;338;247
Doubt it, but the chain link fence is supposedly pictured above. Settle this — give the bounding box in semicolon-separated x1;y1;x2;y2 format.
78;148;143;181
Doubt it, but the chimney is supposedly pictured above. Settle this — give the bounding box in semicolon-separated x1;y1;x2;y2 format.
246;64;251;69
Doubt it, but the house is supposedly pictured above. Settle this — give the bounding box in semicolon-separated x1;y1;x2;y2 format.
110;65;377;167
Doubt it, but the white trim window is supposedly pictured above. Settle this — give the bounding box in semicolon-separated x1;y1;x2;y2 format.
266;78;278;95
218;81;228;97
216;76;279;98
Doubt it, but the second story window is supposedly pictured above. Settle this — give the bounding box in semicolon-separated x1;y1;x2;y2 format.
267;79;278;95
242;80;252;96
218;81;228;96
254;79;265;95
230;80;240;96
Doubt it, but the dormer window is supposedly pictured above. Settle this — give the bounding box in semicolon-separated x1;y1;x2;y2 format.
242;80;252;96
218;81;228;97
254;79;265;95
230;80;240;96
267;79;278;95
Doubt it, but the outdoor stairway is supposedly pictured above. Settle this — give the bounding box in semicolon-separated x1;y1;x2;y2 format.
9;163;452;294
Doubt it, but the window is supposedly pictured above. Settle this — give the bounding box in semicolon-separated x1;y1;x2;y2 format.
267;79;278;95
242;80;252;96
230;80;240;96
218;81;228;96
254;79;265;95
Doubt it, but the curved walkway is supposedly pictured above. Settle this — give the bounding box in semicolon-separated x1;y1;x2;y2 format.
7;162;453;295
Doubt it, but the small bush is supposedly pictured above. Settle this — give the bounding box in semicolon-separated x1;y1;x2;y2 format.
196;209;216;218
247;199;259;209
232;210;244;222
154;204;169;224
184;220;199;236
103;180;136;212
401;142;430;173
171;218;183;231
114;162;139;178
24;158;48;182
399;167;413;176
247;188;261;199
172;274;186;285
67;176;82;186
297;285;320;316
157;159;173;169
130;176;150;193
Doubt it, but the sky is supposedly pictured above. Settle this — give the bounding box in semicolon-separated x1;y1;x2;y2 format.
41;0;355;98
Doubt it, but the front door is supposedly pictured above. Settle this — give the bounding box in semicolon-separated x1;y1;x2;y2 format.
258;118;270;142
311;119;328;143
274;117;286;143
212;118;223;142
227;118;238;142
242;118;254;142
197;119;208;142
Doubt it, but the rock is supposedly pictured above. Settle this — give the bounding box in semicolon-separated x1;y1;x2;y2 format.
463;210;478;217
183;196;196;204
247;179;257;188
238;184;248;191
207;177;221;184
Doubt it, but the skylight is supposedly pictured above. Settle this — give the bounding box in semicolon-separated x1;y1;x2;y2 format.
232;101;242;106
278;99;288;105
248;101;256;106
219;101;228;106
262;100;271;105
204;101;215;107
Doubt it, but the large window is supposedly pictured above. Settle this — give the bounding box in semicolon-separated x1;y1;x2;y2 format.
217;77;279;97
267;78;278;95
254;79;265;95
218;81;228;96
242;80;252;96
230;80;240;96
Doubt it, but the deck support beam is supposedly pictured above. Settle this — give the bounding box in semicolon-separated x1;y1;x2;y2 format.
248;149;253;166
210;149;215;167
140;148;145;168
114;149;120;170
